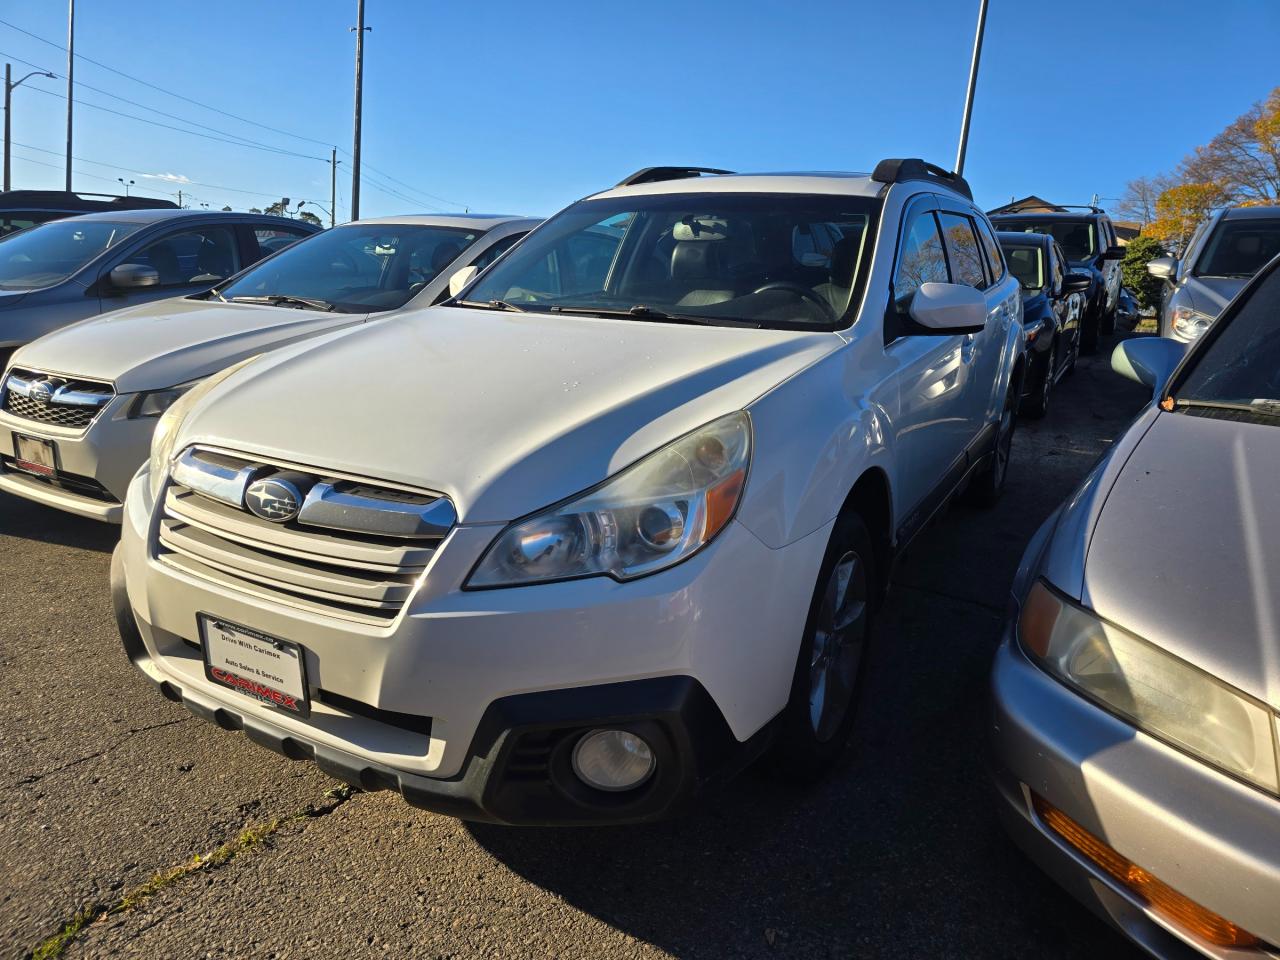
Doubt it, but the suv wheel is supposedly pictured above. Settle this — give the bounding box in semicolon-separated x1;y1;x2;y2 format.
769;513;875;781
1099;302;1117;336
1079;307;1100;354
1019;341;1054;420
966;378;1018;507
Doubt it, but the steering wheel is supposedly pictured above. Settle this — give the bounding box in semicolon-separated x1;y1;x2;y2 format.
751;281;835;321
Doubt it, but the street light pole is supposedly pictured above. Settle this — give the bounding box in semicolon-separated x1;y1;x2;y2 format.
330;147;339;227
4;64;57;191
954;0;989;177
117;177;133;196
65;0;74;191
350;0;369;220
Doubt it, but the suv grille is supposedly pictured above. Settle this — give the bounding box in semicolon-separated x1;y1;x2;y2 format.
156;449;452;623
2;368;114;429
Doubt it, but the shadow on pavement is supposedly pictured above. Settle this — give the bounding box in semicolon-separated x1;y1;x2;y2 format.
0;489;119;554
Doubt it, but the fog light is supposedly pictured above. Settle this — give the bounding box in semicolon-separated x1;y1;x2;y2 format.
571;729;655;792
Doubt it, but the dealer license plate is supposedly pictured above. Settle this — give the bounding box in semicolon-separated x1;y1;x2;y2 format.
12;433;56;477
200;615;310;717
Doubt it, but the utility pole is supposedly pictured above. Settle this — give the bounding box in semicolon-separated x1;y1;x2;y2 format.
64;0;74;191
954;0;988;177
176;189;182;208
350;0;369;220
4;64;56;191
330;147;339;227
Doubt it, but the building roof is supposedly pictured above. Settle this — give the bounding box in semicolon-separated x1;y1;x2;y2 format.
988;195;1066;215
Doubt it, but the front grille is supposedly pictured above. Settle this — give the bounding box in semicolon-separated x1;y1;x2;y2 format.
2;368;114;429
157;449;451;624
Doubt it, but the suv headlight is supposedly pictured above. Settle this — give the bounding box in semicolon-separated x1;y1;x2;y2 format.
1170;305;1214;341
128;380;202;419
1018;581;1280;793
467;412;751;588
147;356;261;501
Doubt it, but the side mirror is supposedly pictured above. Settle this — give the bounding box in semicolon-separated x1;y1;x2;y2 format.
448;265;478;299
1146;256;1178;281
1062;271;1092;294
1102;245;1126;261
908;282;988;334
1111;337;1187;395
108;263;160;290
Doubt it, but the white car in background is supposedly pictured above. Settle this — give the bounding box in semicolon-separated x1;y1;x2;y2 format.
114;160;1024;825
0;213;538;521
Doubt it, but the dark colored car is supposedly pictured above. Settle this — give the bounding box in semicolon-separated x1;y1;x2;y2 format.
0;189;177;236
997;231;1091;417
990;207;1125;354
0;209;319;370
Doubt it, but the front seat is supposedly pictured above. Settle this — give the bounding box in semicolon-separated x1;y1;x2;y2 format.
815;235;858;316
195;238;234;280
671;240;734;307
144;241;181;285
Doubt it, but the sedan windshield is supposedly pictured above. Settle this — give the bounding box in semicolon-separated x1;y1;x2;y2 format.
1177;264;1280;405
217;224;485;313
0;219;142;290
1193;218;1280;279
461;193;879;329
1001;220;1095;262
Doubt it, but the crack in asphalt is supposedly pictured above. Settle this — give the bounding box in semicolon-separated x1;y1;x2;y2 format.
12;717;194;789
27;783;360;960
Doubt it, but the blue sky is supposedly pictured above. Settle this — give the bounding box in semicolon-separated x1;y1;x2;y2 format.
2;0;1277;219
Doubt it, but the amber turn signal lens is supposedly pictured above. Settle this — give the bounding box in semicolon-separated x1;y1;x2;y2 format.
1032;794;1264;949
1017;581;1062;658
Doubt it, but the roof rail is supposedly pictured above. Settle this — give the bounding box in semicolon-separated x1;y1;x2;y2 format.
870;158;972;201
615;166;735;188
1052;204;1105;214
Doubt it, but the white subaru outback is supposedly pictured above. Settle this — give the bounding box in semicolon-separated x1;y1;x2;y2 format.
113;160;1024;825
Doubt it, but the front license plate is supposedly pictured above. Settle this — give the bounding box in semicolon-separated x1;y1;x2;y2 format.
12;433;56;477
200;615;310;717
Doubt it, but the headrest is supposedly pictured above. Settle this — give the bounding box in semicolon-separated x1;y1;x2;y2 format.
671;240;720;281
829;235;859;288
1237;236;1260;254
673;216;730;242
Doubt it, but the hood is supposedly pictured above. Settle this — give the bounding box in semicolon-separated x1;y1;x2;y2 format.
178;305;841;523
1081;410;1280;709
13;297;364;393
1182;275;1246;317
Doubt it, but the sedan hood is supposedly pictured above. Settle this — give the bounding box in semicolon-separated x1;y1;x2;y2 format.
178;305;841;523
1182;275;1246;317
1082;411;1280;709
14;298;365;393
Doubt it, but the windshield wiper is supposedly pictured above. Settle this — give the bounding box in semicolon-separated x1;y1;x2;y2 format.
228;295;334;312
548;304;760;328
1173;398;1280;418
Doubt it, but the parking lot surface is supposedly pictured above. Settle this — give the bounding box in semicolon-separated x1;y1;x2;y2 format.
0;344;1152;960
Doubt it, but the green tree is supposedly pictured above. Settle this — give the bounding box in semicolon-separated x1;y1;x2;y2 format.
1121;236;1165;312
298;210;323;227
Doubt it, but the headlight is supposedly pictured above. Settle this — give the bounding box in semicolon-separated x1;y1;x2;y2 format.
128;380;201;419
466;411;751;588
147;356;261;501
1018;580;1280;793
1170;305;1214;341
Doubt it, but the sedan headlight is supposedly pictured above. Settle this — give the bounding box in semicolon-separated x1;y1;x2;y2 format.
1018;580;1280;793
467;412;751;588
1170;305;1214;341
147;356;261;501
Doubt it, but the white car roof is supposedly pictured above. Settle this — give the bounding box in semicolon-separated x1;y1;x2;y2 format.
587;172;885;202
348;213;538;229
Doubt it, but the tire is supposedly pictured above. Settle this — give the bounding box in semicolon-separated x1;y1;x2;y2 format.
1019;340;1053;420
1099;302;1117;336
966;376;1018;507
768;513;876;782
1079;306;1100;355
1064;334;1079;377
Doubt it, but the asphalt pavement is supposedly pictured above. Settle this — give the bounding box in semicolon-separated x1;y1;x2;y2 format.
0;340;1154;960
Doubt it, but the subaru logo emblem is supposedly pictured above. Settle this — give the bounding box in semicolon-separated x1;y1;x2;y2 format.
29;379;58;403
245;477;303;523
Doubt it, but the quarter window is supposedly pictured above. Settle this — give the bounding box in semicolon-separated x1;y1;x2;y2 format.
895;211;949;302
974;216;1006;283
938;213;987;289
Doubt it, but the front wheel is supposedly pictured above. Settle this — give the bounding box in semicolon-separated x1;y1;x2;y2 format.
966;377;1018;507
1019;340;1054;420
768;513;876;782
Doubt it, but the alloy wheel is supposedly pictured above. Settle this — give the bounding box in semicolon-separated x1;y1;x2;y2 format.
809;550;869;742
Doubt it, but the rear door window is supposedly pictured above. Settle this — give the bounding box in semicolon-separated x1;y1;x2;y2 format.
895;211;949;302
974;216;1006;283
938;213;988;289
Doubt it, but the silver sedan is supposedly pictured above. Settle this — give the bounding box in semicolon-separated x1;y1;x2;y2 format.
990;256;1280;958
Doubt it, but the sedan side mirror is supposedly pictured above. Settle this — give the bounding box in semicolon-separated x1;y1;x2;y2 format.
1111;337;1187;395
1102;245;1126;261
1146;256;1178;281
1062;272;1092;294
448;265;478;299
908;282;987;334
108;263;160;290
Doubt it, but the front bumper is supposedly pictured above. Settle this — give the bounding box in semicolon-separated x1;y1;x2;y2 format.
114;467;826;824
991;632;1280;957
0;398;152;521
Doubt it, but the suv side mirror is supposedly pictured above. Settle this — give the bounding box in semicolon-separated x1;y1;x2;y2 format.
1146;256;1178;281
1062;272;1092;294
108;263;160;290
1111;337;1187;394
1102;245;1125;261
448;265;478;299
908;282;987;334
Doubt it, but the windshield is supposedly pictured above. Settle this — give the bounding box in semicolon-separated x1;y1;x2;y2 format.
218;224;485;313
1193;218;1280;279
1001;244;1044;291
1000;220;1095;262
462;193;880;329
1177;264;1280;405
0;219;142;290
